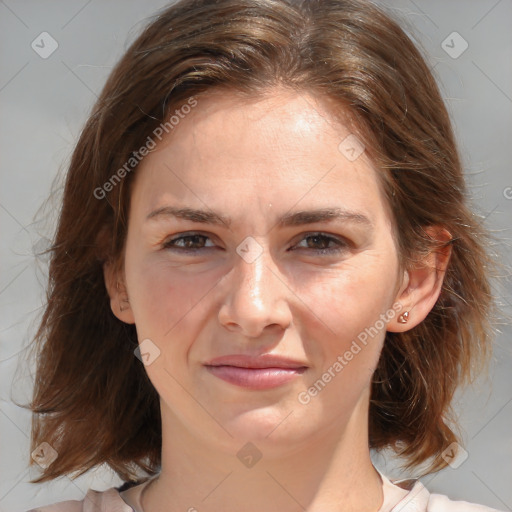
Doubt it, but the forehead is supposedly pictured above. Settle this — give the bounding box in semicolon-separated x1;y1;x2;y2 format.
152;88;358;167
131;88;389;225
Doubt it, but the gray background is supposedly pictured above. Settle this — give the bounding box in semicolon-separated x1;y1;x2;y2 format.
1;1;511;511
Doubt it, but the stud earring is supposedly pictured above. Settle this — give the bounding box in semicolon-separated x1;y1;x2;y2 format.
116;281;130;311
397;311;409;324
119;297;130;312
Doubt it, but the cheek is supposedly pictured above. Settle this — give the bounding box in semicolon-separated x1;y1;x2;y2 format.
124;255;216;397
127;259;210;336
312;256;396;331
302;252;398;378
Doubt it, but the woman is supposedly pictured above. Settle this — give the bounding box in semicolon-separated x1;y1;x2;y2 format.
26;0;502;510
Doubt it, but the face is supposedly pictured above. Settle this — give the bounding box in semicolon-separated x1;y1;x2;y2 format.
110;88;407;456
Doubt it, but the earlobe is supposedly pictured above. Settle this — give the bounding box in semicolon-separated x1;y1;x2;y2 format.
387;227;452;333
103;261;136;325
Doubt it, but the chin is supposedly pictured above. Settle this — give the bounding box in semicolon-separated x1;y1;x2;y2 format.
218;405;317;447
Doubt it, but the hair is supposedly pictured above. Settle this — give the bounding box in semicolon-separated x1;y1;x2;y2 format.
26;0;495;484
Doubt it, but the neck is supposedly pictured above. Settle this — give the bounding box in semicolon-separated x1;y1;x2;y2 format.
142;390;383;512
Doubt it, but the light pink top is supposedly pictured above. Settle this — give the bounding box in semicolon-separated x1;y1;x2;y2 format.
27;468;504;512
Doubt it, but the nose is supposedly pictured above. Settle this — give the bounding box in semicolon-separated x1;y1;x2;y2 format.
217;238;293;338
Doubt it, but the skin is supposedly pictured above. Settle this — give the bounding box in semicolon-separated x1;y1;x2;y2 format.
104;88;450;512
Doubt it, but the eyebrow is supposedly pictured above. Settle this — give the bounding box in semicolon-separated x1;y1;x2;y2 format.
146;206;373;229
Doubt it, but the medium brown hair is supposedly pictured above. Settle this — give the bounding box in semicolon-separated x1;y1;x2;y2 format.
27;0;495;483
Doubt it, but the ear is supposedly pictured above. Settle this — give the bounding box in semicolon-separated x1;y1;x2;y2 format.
103;260;136;325
387;226;452;332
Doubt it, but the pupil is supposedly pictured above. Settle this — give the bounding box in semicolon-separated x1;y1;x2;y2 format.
310;235;327;249
187;235;203;248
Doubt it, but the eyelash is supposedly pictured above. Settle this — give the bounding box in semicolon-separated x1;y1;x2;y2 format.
162;232;349;255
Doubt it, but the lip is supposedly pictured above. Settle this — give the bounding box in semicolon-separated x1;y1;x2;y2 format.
204;354;308;390
206;354;308;369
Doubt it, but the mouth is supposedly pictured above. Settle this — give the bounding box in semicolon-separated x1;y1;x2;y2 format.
204;354;308;390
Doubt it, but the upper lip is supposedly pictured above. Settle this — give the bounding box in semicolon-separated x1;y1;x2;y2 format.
205;354;308;369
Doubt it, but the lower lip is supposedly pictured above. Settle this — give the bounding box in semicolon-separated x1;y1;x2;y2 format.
205;365;306;390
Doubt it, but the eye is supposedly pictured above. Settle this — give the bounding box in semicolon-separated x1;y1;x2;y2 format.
292;232;349;255
162;232;216;252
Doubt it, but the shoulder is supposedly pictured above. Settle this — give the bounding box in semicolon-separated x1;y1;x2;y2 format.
25;487;133;512
427;492;505;512
391;479;505;512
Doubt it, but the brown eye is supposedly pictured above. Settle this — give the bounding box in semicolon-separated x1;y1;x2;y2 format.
163;233;215;251
293;233;348;255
